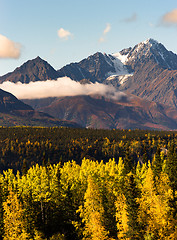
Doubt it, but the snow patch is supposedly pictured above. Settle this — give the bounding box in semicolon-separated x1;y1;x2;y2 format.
112;52;128;63
106;74;133;85
119;74;133;84
104;52;134;85
107;56;129;76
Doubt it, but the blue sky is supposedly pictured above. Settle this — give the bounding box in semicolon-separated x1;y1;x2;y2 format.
0;0;177;76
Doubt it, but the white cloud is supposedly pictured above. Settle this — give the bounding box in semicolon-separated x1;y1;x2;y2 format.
103;23;111;34
0;77;127;101
161;9;177;26
57;28;72;40
99;23;111;43
0;34;21;58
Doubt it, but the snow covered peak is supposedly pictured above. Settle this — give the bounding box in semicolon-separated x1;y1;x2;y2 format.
143;38;159;46
113;38;177;70
112;39;162;65
132;38;160;54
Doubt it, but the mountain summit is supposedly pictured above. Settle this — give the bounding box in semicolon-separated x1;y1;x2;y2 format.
116;38;177;70
0;56;58;84
116;39;177;108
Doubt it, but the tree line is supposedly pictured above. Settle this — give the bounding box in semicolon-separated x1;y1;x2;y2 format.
0;126;175;172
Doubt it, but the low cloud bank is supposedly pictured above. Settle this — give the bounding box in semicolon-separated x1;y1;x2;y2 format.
0;77;127;101
0;34;21;59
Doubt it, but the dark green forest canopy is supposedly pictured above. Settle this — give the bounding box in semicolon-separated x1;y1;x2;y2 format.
0;126;176;172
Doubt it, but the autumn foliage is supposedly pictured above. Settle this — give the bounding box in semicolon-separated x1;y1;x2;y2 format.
0;127;177;239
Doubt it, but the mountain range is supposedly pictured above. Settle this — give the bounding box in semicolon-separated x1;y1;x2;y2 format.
1;38;177;130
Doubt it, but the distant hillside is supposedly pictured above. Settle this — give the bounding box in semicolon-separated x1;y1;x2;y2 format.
0;88;80;127
23;94;177;130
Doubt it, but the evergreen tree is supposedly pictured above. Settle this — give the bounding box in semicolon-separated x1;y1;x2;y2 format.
143;148;148;163
153;146;162;179
166;142;177;192
101;184;117;239
0;183;4;240
22;159;28;176
124;143;133;174
124;173;143;240
164;142;177;237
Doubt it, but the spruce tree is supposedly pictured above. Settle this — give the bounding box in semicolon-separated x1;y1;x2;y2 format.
124;173;143;240
124;143;133;174
166;142;177;192
0;183;4;240
153;146;162;180
166;141;177;226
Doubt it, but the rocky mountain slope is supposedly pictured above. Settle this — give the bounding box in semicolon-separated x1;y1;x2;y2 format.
0;89;80;127
116;39;177;107
57;52;132;83
23;94;177;130
0;88;33;112
0;56;58;83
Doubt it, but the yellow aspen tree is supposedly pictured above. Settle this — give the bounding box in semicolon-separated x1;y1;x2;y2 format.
78;175;109;240
155;172;175;239
115;193;128;239
3;188;31;240
139;162;173;239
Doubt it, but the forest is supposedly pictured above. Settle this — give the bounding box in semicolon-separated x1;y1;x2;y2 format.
0;127;177;239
